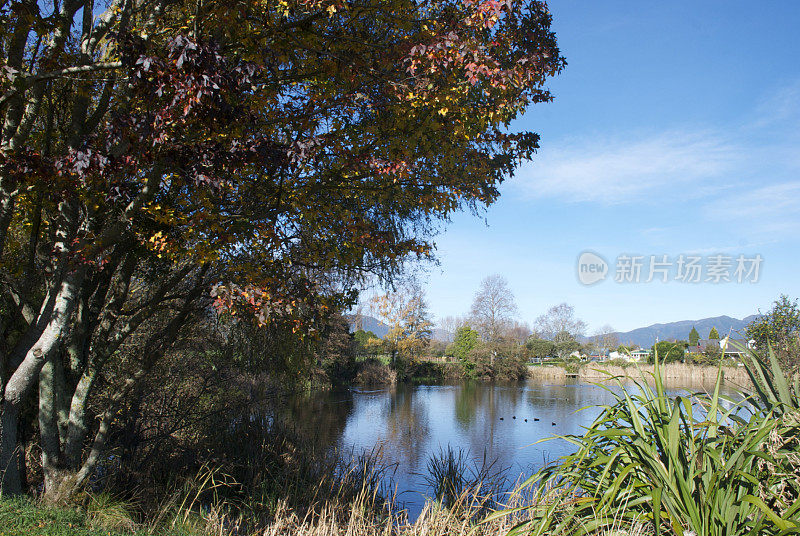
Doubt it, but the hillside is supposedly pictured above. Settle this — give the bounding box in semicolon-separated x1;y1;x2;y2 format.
612;315;759;348
346;315;452;341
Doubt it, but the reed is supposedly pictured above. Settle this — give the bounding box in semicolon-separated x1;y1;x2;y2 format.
424;446;507;514
525;365;568;380
527;362;750;385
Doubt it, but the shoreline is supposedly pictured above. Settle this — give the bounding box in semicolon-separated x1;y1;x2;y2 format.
526;362;751;386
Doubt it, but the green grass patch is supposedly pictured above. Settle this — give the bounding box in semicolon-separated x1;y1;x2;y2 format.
0;497;119;536
0;497;196;536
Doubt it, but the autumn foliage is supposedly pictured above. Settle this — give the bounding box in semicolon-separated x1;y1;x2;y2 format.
0;0;563;498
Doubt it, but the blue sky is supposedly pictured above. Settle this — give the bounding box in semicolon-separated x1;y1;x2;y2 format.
421;1;800;333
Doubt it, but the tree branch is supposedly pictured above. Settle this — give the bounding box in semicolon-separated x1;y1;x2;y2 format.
0;62;123;110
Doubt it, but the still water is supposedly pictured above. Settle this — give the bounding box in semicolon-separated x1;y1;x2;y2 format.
292;378;741;519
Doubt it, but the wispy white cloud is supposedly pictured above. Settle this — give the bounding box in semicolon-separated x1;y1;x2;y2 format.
510;129;742;204
510;80;800;207
682;240;780;256
750;81;800;128
705;181;800;237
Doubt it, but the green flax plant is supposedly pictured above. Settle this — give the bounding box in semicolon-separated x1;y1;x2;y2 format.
735;342;800;415
491;352;800;536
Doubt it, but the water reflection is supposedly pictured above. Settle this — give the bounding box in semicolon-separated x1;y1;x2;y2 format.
292;378;742;519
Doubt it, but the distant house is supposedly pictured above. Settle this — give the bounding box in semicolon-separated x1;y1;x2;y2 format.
608;349;647;362
719;336;755;357
686;337;755;357
686;338;721;354
686;339;711;354
589;352;609;362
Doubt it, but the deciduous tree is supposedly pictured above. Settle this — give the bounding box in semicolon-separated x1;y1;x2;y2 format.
535;303;587;341
372;281;433;364
592;324;618;355
0;0;563;499
469;274;518;353
553;330;580;360
438;315;468;343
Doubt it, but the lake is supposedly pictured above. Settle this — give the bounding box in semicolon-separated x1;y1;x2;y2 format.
287;378;743;519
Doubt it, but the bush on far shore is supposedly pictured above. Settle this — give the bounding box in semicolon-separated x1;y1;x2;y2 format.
353;359;397;386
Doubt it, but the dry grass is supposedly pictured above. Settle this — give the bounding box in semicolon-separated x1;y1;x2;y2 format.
525;365;568;380
86;493;138;533
186;485;655;536
527;363;750;386
198;484;538;536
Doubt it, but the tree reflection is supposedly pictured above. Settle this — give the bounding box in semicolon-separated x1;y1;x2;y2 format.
384;385;431;468
455;381;482;429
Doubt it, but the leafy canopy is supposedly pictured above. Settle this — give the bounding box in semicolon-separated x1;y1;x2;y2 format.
2;0;565;332
451;325;479;364
649;341;686;364
746;294;800;372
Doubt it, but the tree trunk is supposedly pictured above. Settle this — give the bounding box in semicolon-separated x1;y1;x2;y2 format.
36;266;207;503
41;467;81;505
0;404;22;495
1;268;83;496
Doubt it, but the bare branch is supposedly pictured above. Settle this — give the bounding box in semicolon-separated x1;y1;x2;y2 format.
0;62;123;109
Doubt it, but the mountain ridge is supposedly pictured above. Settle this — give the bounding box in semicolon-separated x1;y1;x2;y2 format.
347;314;760;348
611;314;759;347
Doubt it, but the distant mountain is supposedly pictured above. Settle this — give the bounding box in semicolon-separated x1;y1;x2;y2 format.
347;315;389;338
348;314;760;349
612;315;760;348
431;328;454;342
346;315;452;342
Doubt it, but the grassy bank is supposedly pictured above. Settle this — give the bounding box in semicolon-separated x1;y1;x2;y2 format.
354;358;751;388
0;497;151;536
0;487;538;536
527;362;750;385
352;357;526;386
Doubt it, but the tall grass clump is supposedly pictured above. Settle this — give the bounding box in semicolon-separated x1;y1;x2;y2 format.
424;446;507;514
85;492;138;533
494;350;800;536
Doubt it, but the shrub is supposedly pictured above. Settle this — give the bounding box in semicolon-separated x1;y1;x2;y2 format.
648;341;685;364
354;359;397;386
406;361;447;384
688;351;718;365
746;295;800;373
494;356;528;381
563;361;579;374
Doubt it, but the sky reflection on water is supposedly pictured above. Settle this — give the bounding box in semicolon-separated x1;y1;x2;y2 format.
301;378;744;519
